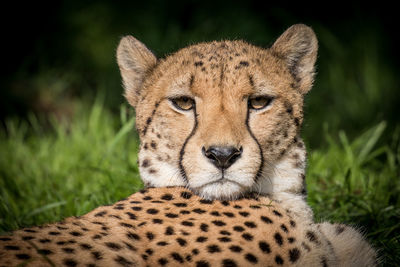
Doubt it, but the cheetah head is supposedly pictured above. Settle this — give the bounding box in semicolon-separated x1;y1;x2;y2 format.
117;24;318;200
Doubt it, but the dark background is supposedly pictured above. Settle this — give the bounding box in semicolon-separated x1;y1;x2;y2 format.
1;0;399;146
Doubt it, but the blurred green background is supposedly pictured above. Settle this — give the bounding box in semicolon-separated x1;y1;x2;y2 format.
1;1;399;144
0;1;399;265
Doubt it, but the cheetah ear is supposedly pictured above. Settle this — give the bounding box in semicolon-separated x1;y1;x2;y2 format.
271;24;318;94
117;36;157;107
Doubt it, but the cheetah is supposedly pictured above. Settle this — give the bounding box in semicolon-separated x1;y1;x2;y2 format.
0;187;377;266
0;24;377;266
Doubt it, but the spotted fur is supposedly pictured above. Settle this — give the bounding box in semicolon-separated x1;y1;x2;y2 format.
0;187;377;267
0;24;378;266
117;24;317;220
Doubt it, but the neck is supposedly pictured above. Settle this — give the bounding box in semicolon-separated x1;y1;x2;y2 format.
252;137;313;221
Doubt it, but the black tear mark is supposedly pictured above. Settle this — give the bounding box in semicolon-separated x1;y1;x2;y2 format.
189;74;195;87
179;106;198;183
245;107;264;182
142;101;161;136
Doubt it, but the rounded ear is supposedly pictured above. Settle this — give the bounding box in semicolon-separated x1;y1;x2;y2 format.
116;36;157;107
271;24;318;94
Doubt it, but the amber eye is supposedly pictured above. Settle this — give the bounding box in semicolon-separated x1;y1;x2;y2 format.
170;96;195;111
248;95;274;110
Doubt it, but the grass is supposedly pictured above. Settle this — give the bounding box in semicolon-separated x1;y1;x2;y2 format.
0;99;399;266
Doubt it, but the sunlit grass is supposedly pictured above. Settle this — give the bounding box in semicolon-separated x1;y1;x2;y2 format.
0;101;399;265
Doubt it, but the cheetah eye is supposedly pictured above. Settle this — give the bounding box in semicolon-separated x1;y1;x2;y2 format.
248;95;274;110
169;96;195;111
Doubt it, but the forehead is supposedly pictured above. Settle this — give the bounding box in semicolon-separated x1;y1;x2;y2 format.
158;40;287;98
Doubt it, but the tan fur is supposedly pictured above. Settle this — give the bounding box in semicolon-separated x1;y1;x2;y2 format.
0;24;378;266
0;187;339;267
116;25;316;220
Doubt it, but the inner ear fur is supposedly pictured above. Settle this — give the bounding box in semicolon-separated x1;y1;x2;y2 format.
116;36;157;107
271;24;318;94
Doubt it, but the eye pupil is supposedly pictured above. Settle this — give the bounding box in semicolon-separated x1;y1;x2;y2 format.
170;96;195;111
249;95;273;110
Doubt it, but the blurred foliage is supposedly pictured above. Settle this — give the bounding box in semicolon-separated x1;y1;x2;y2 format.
0;1;399;147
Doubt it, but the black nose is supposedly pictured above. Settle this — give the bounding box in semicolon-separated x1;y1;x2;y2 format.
203;146;243;170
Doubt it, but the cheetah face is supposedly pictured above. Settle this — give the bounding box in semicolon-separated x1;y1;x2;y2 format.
117;25;318;200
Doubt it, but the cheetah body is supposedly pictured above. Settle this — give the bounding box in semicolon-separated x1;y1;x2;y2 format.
0;187;370;267
0;25;378;266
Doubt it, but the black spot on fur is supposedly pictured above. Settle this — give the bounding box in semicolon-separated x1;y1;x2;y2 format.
200;223;209;232
141;159;150;168
63;258;77;267
165;226;174;235
273;210;283;217
242;233;253;241
245;253;258;263
0;237;12;241
146;232;155;240
176;238;187;246
335;225;345;234
181;191;192;199
157;241;168;246
233;225;245;232
290;220;296;228
62;247;75;253
161;194;173;200
222;259;237;267
274;232;284;246
200;199;213;204
289;248;301;263
126;232;140;240
91;251;103;260
80;243;93;250
259;241;271;253
218;237;231;242
5;245;20;250
220;200;230;206
306;231;320;244
196;236;208;242
239;211;250;217
48;231;61;235
220;230;231;236
261;216;273;224
22;236;34;240
229;245;243;253
180;210;190;214
288;237;296;243
95;210;107;217
151;141;157;149
114;255;134;266
125;212;137;220
39;238;51;243
146;208;159;215
174;202;188;207
212;220;226;226
233;205;242;209
193;208;207;214
210;211;221;216
153;218;163;224
223;212;235;218
196;260;210;267
280;224;289;233
244;221;257;228
165;213;179;218
170;252;184;263
275;255;284;265
182;221;194;227
207;244;221;253
158;258;168;265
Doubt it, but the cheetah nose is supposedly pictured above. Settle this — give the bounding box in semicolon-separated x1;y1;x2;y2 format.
202;146;243;170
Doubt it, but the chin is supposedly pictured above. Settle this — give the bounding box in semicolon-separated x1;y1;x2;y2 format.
194;180;248;201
